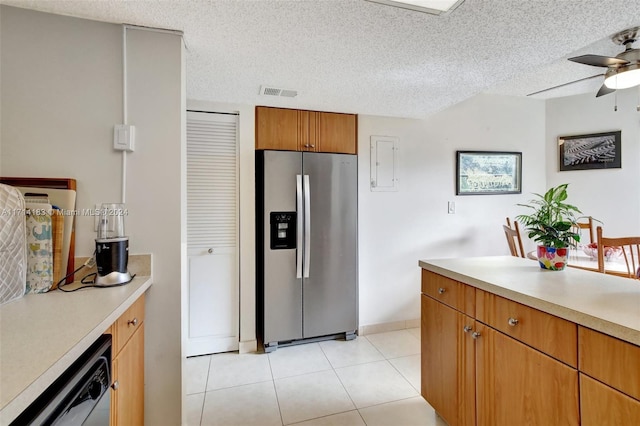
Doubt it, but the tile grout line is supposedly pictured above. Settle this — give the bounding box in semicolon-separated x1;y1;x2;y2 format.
358;394;425;412
387;356;421;394
360;335;386;360
266;353;286;425
199;355;213;426
318;345;366;424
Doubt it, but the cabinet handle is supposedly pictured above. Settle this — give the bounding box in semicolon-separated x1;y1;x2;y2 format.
128;318;138;327
111;380;119;390
438;287;446;294
508;317;519;327
463;325;472;333
304;144;310;148
471;331;481;339
208;248;213;254
310;144;315;148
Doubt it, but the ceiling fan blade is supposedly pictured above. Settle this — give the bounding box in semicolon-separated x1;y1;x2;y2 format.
568;54;629;67
526;74;604;97
596;84;615;97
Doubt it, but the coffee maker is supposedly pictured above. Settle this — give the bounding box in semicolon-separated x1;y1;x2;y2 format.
95;203;132;286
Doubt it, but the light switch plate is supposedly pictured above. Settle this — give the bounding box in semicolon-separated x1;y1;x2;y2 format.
113;124;135;152
448;201;455;214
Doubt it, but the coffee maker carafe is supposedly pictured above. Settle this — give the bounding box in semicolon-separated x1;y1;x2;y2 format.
95;203;132;286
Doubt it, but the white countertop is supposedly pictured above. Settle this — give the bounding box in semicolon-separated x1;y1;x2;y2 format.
419;256;640;346
0;276;152;424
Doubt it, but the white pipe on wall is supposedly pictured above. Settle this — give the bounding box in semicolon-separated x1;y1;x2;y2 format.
121;25;128;205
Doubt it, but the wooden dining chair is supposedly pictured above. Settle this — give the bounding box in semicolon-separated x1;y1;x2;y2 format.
573;216;595;244
504;217;525;258
596;226;640;279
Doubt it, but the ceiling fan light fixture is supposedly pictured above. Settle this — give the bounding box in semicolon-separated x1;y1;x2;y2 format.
604;64;640;89
365;0;465;15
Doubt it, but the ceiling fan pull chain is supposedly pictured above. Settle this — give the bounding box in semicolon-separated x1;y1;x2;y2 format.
614;84;618;112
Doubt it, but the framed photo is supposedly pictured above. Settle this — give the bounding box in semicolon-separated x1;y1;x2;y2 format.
558;131;621;171
456;151;522;195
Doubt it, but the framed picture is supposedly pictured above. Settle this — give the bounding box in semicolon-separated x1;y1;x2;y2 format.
456;151;522;195
558;131;621;171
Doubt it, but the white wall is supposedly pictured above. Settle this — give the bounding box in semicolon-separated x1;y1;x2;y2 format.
545;90;640;236
357;94;546;326
0;7;184;425
125;28;184;426
0;6;122;216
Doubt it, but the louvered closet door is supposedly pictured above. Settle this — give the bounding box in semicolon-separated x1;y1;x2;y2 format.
186;111;239;356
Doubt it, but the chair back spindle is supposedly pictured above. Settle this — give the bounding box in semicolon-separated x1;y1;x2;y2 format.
596;226;640;279
573;216;595;245
504;217;525;258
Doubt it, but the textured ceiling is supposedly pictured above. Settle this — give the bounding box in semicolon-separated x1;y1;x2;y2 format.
2;0;640;118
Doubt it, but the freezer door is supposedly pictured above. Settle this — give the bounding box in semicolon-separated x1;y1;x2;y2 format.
262;151;303;344
302;152;358;338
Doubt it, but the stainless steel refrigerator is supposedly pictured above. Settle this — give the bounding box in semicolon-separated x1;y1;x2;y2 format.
256;150;358;352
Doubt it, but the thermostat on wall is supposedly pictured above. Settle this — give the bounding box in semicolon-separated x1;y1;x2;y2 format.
113;124;135;152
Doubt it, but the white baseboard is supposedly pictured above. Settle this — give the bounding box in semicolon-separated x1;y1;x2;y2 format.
239;339;257;354
358;319;420;336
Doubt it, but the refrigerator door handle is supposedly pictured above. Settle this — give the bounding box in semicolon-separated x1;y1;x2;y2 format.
303;175;311;278
296;174;303;279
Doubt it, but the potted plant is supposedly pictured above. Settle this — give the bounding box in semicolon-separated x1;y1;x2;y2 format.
516;184;582;270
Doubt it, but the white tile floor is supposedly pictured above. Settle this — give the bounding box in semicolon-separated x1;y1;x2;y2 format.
184;329;447;426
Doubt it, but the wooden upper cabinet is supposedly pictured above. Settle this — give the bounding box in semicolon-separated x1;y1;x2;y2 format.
317;112;357;154
256;106;357;154
256;107;299;151
298;110;318;152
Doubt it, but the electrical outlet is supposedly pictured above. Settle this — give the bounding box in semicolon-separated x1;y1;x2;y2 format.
448;201;455;214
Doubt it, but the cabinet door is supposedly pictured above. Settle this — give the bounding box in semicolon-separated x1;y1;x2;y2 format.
256;107;299;150
298;110;318;151
421;295;475;426
580;373;640;426
475;323;579;426
112;323;145;426
317;112;357;154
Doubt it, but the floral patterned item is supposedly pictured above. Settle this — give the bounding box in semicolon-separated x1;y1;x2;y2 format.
25;208;53;293
537;246;568;271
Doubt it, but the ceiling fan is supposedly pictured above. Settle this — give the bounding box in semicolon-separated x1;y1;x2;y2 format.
528;26;640;98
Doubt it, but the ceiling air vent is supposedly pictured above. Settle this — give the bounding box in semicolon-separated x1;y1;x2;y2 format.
259;85;298;98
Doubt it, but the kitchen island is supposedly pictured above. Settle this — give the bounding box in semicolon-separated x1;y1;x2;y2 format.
0;274;152;424
419;256;640;426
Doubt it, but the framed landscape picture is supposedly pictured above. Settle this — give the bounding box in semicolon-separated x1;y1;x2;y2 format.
558;131;621;171
456;151;522;195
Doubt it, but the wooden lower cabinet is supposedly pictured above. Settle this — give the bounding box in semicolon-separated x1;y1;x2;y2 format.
109;296;145;426
580;374;640;426
421;271;579;426
475;323;579;426
421;294;475;426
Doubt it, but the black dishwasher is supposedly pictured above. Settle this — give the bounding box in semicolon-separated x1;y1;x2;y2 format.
11;334;112;426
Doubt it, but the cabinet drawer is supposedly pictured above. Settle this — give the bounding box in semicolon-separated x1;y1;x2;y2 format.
421;270;474;316
476;292;577;367
113;295;145;355
579;326;640;400
580;373;640;426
